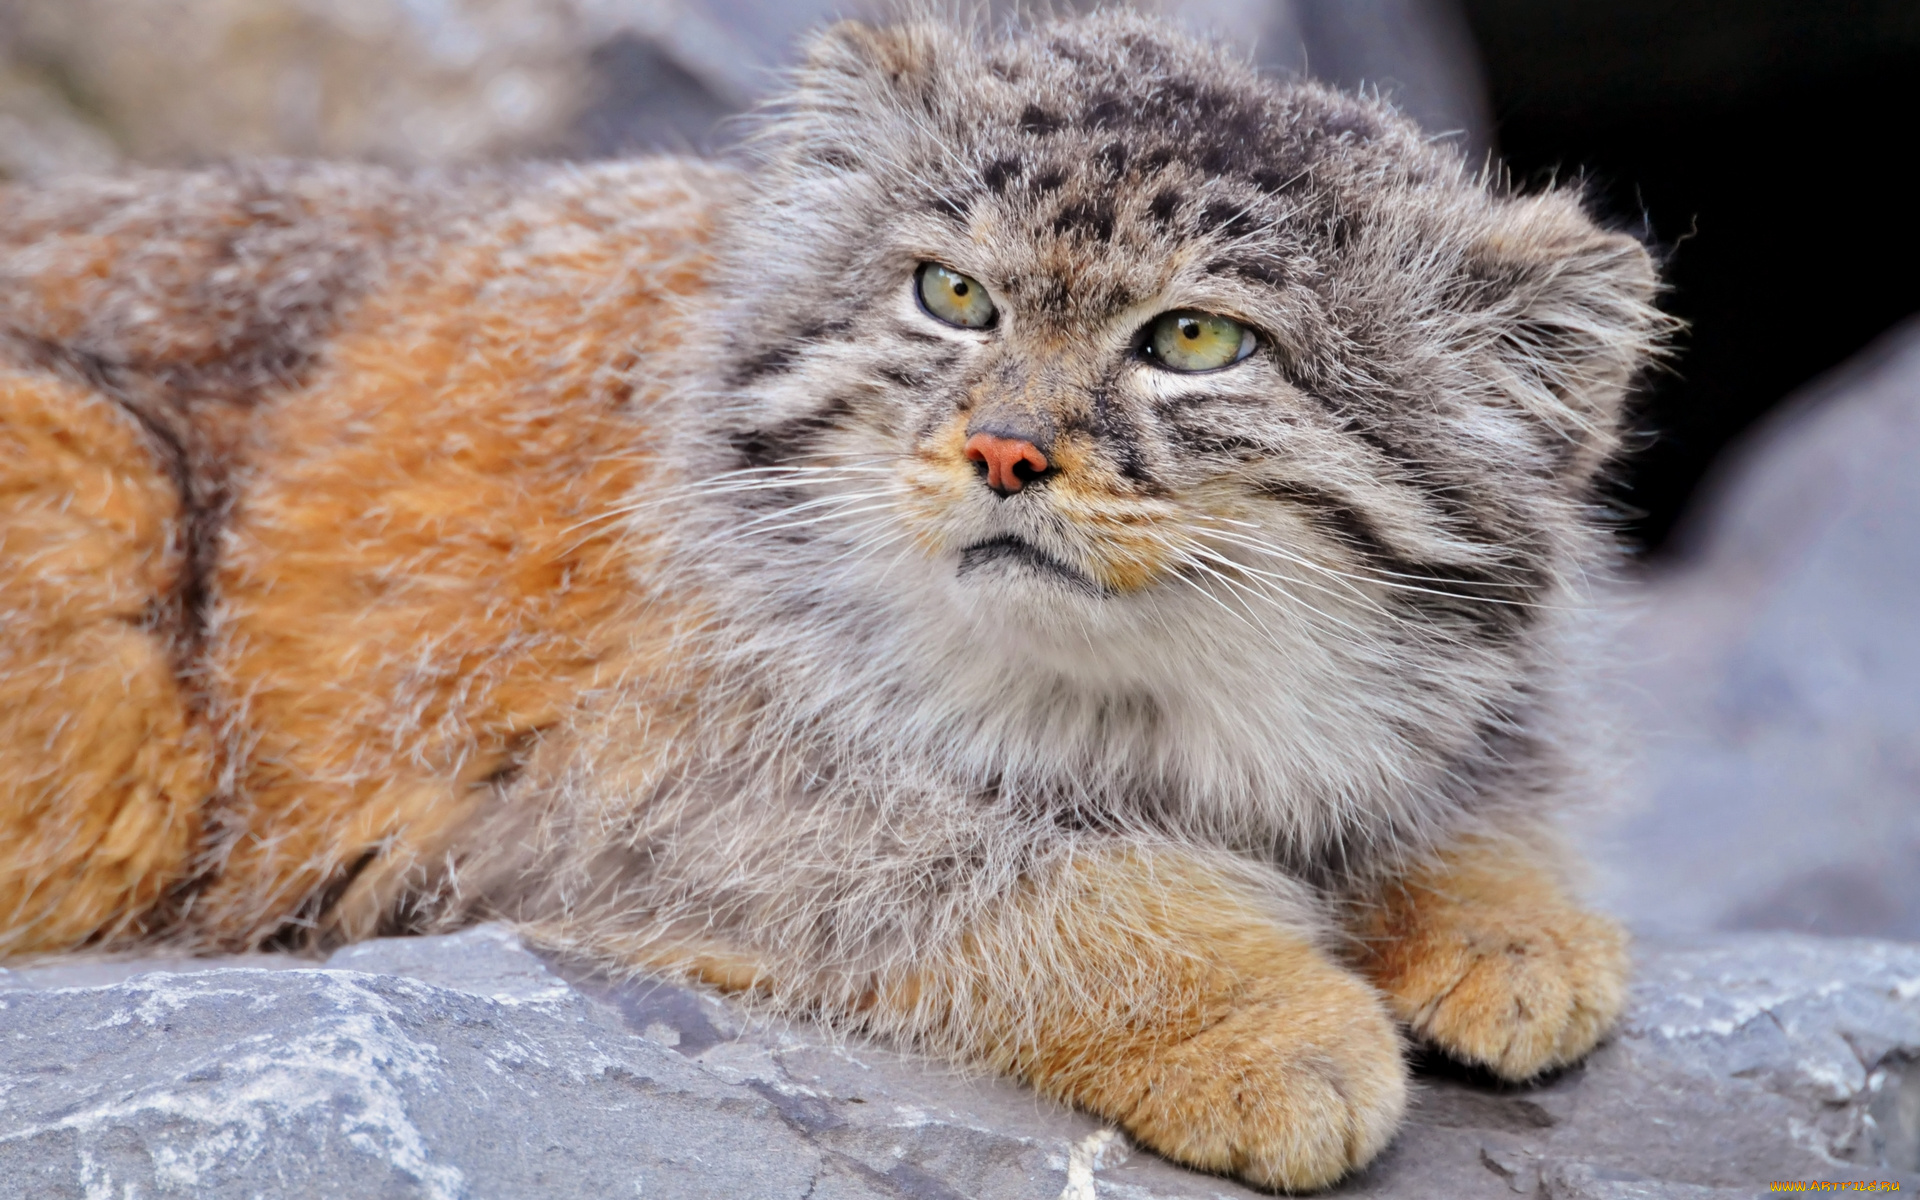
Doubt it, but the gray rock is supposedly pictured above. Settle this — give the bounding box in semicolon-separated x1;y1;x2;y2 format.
3;925;1916;1198
1597;318;1920;941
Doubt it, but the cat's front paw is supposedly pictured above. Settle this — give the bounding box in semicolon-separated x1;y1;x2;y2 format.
1113;962;1408;1191
1360;890;1629;1081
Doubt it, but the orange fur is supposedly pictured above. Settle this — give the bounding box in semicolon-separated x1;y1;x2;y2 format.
0;368;211;954
1348;837;1631;1080
189;169;723;946
0;163;727;953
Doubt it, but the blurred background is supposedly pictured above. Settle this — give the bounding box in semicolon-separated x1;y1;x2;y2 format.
3;0;1917;942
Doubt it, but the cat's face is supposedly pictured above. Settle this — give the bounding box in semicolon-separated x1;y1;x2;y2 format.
696;13;1659;690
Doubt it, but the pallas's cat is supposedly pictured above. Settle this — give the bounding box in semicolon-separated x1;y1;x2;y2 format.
0;12;1665;1188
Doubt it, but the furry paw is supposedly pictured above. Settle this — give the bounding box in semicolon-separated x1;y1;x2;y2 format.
1113;962;1408;1191
1359;884;1629;1081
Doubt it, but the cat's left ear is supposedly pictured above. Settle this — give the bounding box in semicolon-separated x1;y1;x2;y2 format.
1465;191;1670;481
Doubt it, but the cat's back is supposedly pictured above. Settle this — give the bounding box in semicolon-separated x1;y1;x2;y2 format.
0;157;733;954
0;158;731;400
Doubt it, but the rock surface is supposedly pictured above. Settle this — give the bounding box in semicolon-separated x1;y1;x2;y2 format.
2;924;1916;1198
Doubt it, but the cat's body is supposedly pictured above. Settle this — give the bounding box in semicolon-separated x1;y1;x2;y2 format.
0;13;1664;1188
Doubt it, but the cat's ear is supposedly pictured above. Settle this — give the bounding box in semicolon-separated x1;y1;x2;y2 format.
1466;192;1670;479
799;20;943;107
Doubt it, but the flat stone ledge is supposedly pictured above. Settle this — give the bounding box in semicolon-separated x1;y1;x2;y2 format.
2;926;1915;1198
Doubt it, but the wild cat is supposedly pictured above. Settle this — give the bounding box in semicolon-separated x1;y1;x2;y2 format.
0;10;1665;1189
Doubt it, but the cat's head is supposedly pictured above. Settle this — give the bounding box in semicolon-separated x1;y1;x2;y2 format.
678;11;1663;778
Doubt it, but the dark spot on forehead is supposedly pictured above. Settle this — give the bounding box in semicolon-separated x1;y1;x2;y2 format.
1250;168;1303;195
1193;115;1274;177
1139;147;1175;175
1019;104;1065;136
982;156;1022;192
1198;144;1237;175
1224;105;1268;142
1030;167;1068;194
1198;199;1261;239
1165;77;1247;125
1052;198;1115;243
1083;94;1126;130
1095;142;1127;176
1148;189;1183;225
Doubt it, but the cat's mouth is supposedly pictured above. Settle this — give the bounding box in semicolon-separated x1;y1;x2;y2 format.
956;535;1098;592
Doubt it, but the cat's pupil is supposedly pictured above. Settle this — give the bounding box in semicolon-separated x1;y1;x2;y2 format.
1181;320;1199;339
953;281;970;297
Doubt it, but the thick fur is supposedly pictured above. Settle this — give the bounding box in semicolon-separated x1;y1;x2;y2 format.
0;12;1666;1190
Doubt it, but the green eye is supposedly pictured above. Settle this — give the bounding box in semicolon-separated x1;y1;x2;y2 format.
1145;310;1255;372
917;263;996;329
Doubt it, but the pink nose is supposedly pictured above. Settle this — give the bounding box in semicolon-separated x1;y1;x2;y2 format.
964;432;1050;495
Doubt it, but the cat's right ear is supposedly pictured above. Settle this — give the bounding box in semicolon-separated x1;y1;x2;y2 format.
1463;192;1673;484
798;20;943;110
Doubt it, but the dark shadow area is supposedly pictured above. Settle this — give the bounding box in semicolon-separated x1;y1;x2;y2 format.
1463;0;1920;555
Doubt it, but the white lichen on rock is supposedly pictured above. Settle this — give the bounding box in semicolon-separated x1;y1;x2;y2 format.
1;926;1915;1198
